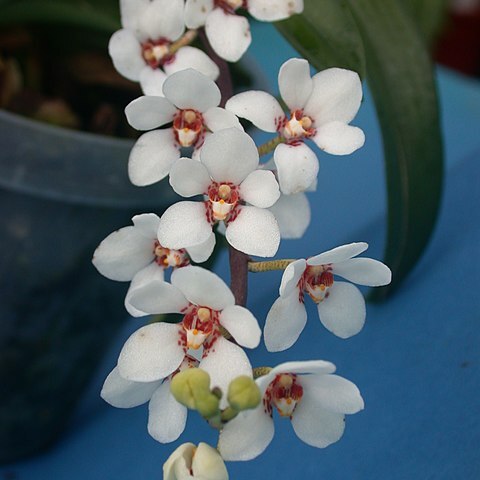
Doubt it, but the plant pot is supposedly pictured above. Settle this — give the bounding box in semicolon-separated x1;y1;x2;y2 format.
0;110;177;464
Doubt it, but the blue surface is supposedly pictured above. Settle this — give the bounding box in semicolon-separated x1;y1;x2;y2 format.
3;24;480;479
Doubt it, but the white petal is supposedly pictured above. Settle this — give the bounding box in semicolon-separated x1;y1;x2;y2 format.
125;263;165;317
139;67;167;96
248;0;303;21
278;57;313;111
205;8;251;62
219;305;261;348
225;206;280;257
269;360;336;377
192;442;228;479
307;242;369;266
148;380;187;443
169;158;211;197
333;258;392;287
239;170;280;208
226;91;284;133
128;129;179;186
138;0;185;41
163;68;221;112
171;266;234;310
269;193;311;239
264;289;307;352
125;95;176;131
117;323;186;382
274;143;319;195
304;68;363;126
101;366;161;408
132;213;160;238
200;336;252;408
313;121;365;155
158;202;213;249
218;404;274;461
279;259;306;296
291;395;346;448
92;226;154;281
317;281;366;338
203;107;244;132
185;0;214;28
108;29;144;81
185;233;216;263
120;0;150;30
164;46;220;81
164;444;195;480
201;128;258;184
128;279;189;314
300;374;364;415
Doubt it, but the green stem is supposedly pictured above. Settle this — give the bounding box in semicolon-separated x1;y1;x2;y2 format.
257;136;286;157
253;367;272;379
248;259;296;273
170;29;198;55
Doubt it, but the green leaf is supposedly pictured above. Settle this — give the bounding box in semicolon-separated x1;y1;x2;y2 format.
275;0;366;78
0;0;120;33
346;0;444;298
403;0;449;47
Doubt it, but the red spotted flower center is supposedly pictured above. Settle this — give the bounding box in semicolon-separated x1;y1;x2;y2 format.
301;264;334;304
206;182;240;223
173;109;204;147
264;373;303;418
141;38;173;69
282;109;315;141
182;306;220;350
153;240;190;268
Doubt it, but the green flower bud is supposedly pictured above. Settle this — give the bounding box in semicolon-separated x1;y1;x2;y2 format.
227;375;261;412
170;368;220;419
170;368;211;409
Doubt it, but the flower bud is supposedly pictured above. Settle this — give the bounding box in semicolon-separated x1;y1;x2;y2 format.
170;368;220;418
227;375;261;411
163;442;228;480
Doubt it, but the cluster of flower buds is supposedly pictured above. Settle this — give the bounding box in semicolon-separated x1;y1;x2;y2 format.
93;1;392;478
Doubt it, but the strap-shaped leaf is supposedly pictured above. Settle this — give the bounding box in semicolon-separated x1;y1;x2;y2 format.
275;0;365;78
0;0;120;33
346;0;443;298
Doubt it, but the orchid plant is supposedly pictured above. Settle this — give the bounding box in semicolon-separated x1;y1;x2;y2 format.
92;0;395;478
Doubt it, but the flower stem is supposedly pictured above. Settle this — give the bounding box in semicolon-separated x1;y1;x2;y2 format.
229;246;249;306
248;259;296;272
253;367;272;379
170;29;198;55
257;136;286;157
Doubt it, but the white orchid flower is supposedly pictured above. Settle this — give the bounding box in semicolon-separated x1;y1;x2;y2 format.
92;213;215;317
126;69;243;187
101;355;199;444
158;128;281;258
117;266;259;407
164;442;229;480
226;58;365;194
109;0;219;95
218;360;364;460
269;192;311;239
264;242;392;351
185;0;303;62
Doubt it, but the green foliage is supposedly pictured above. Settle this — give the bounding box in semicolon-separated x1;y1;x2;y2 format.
276;0;444;297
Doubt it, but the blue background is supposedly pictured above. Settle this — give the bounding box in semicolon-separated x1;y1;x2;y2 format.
3;23;480;479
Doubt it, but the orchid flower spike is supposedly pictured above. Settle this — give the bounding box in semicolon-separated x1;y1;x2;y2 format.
92;213;215;316
218;360;364;460
164;442;229;480
264;242;392;351
109;0;219;95
227;58;365;194
125;69;243;187
118;266;259;407
185;0;303;62
101;355;198;444
158;127;281;258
